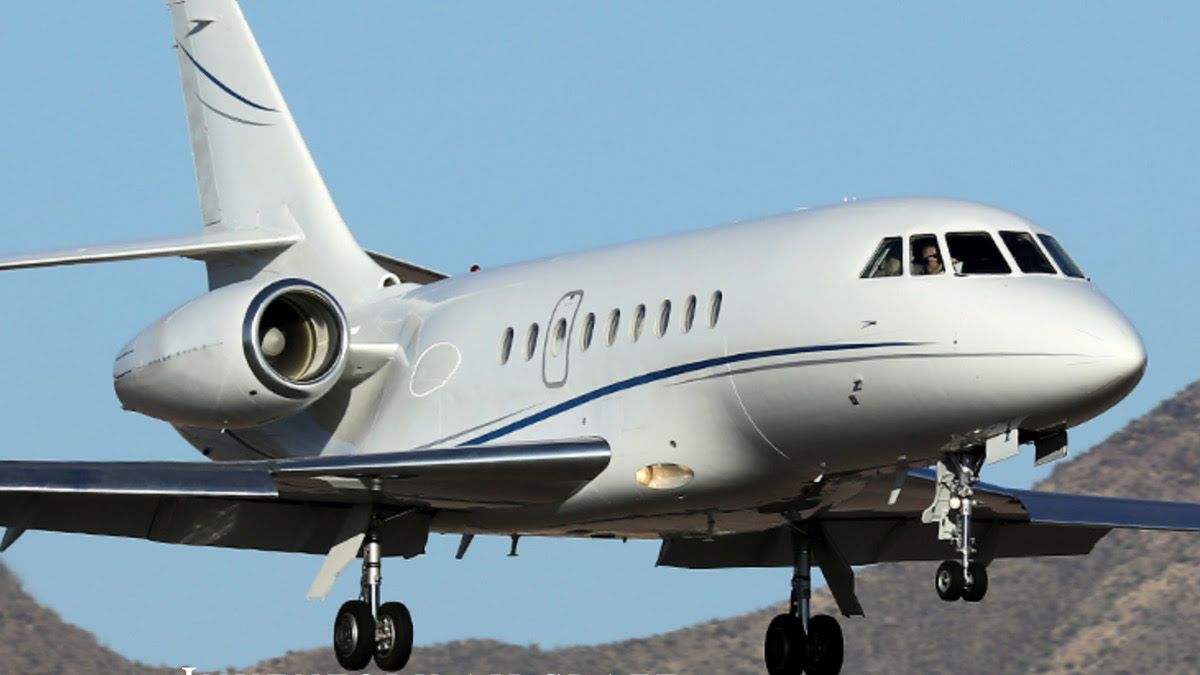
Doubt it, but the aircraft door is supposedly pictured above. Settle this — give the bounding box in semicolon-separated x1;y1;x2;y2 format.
543;290;583;388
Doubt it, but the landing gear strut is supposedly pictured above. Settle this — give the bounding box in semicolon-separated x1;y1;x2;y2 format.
764;527;844;675
332;526;414;671
923;447;990;604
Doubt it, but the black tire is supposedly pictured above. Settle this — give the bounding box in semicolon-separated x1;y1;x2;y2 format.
333;600;375;671
764;613;806;675
935;560;965;602
806;614;845;675
374;601;414;671
963;562;989;603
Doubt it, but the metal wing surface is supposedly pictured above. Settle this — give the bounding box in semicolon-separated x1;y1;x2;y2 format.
0;438;608;555
659;467;1200;570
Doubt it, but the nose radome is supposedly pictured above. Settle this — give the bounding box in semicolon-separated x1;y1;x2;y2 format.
1093;314;1147;398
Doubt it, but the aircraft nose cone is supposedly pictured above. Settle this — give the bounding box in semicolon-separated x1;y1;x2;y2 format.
1090;315;1147;401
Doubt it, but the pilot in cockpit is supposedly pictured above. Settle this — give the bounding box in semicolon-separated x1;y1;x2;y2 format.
918;243;943;275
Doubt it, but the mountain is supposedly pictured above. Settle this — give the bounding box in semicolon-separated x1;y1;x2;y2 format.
0;564;159;674
3;381;1200;674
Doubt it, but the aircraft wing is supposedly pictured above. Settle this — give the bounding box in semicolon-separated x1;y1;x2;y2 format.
0;438;608;556
659;467;1200;570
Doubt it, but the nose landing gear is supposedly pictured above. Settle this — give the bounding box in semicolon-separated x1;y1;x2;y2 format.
331;528;414;671
764;527;845;675
923;447;990;604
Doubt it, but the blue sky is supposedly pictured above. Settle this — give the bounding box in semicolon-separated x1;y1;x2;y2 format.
0;1;1198;669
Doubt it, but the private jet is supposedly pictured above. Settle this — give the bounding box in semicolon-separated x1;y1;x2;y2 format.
2;2;1197;674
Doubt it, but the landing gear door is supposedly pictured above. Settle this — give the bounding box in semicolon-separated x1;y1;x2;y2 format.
543;290;583;388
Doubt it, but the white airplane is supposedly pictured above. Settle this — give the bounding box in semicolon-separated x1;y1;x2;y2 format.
2;2;1197;673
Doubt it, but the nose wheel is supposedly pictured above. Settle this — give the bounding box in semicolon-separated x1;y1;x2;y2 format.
935;560;989;603
764;526;845;675
924;447;992;605
331;528;415;671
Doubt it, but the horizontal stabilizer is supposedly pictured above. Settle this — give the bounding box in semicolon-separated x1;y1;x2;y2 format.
0;229;299;271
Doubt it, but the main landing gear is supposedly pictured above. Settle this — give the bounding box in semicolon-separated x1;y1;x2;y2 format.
923;447;990;604
332;528;414;671
764;528;844;675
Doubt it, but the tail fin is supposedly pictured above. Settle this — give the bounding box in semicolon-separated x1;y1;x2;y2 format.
169;0;381;298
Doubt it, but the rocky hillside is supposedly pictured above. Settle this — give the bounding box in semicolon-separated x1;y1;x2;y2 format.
0;564;160;674
4;381;1200;674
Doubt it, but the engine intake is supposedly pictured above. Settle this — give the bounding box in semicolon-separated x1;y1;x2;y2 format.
245;281;346;397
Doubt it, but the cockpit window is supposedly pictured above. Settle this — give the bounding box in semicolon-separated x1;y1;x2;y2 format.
945;232;1011;275
999;231;1056;274
860;237;903;278
1037;234;1086;278
910;234;945;276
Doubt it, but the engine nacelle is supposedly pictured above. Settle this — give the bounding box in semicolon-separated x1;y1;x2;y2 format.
113;278;348;429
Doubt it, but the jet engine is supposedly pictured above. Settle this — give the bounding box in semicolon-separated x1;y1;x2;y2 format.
113;278;348;429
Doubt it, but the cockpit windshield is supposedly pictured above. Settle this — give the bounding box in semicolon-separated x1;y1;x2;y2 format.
859;230;1082;280
999;231;1056;274
910;234;944;276
860;237;903;278
1037;234;1086;278
944;232;1010;275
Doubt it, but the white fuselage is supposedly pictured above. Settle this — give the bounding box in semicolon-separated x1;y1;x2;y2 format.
171;198;1146;539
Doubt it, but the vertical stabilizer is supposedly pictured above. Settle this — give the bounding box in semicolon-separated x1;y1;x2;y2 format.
168;0;382;300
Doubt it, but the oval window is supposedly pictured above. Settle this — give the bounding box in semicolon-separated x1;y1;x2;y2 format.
580;312;595;351
499;327;514;364
682;295;696;333
607;309;621;346
525;323;539;361
551;318;567;357
657;300;671;337
708;291;723;328
632;304;646;341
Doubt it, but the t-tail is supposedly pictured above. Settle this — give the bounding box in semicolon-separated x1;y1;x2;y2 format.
169;0;381;299
0;0;441;300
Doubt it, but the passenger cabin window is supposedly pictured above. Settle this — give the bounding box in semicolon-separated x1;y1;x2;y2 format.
999;231;1056;274
499;327;514;364
580;312;595;351
708;291;723;327
861;237;903;278
607;309;621;346
682;295;697;333
945;232;1011;275
550;318;568;356
1038;234;1086;278
657;300;671;337
632;304;647;341
525;323;539;361
910;234;945;276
